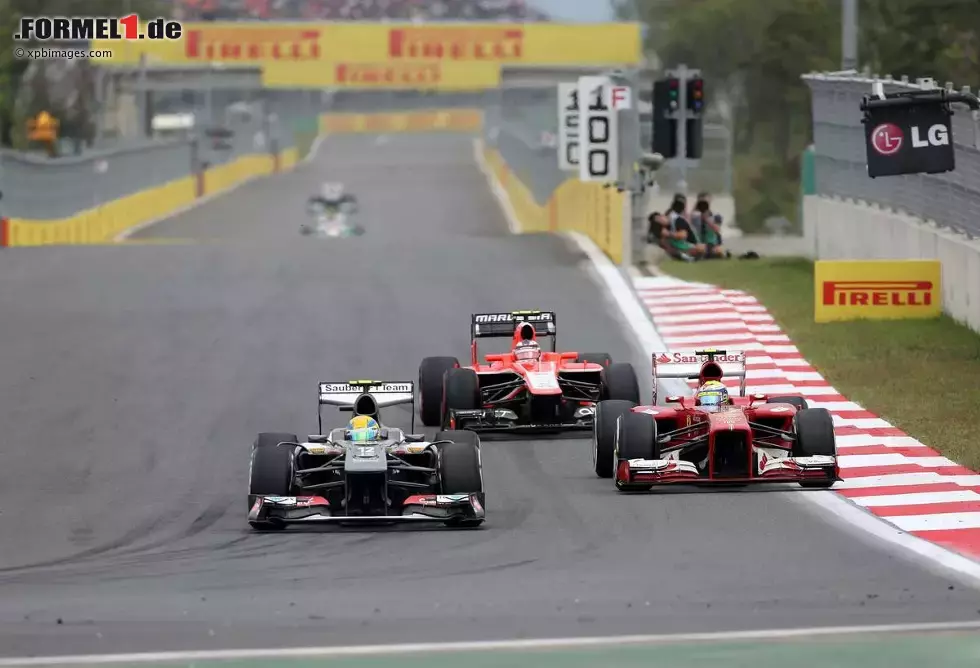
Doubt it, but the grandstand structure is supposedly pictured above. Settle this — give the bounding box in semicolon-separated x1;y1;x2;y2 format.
174;0;549;21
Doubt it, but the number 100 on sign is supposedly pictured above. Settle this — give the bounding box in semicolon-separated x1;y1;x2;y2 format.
577;76;619;183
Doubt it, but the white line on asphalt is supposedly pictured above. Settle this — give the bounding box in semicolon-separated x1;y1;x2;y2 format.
2;621;980;666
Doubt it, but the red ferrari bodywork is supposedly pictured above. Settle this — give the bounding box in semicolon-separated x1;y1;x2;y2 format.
607;350;840;488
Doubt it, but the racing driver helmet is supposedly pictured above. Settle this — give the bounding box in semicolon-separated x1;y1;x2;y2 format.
514;340;541;363
347;415;381;442
695;380;730;407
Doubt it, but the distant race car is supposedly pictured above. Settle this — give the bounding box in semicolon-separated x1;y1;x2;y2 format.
247;380;485;530
592;349;839;490
418;310;640;433
302;184;363;237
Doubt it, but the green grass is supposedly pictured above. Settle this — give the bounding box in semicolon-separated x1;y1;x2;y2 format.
661;257;980;470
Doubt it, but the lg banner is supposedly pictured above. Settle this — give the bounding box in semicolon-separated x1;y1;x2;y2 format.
864;102;954;177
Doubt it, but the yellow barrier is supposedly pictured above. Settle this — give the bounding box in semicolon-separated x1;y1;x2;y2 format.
481;145;624;263
4;148;295;246
320;108;483;134
813;259;942;322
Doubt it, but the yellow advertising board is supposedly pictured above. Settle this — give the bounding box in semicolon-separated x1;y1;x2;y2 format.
261;60;500;89
813;260;942;322
93;21;642;75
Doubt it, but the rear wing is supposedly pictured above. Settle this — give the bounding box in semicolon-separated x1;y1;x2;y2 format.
651;350;746;404
471;310;556;340
317;380;415;432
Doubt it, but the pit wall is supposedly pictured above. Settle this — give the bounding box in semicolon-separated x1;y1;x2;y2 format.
803;195;980;334
480;143;626;263
0;108;481;247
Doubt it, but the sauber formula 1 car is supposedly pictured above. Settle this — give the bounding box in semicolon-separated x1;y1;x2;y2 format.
592;350;840;490
248;380;484;530
418;310;640;433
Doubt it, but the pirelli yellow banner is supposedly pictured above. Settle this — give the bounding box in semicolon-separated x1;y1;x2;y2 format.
93;22;642;87
261;60;500;89
814;259;942;323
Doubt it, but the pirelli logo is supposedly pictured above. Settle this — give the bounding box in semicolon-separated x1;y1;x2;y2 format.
822;280;933;307
813;260;941;323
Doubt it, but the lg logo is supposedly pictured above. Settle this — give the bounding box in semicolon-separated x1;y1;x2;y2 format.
911;123;949;148
871;123;903;155
871;123;950;156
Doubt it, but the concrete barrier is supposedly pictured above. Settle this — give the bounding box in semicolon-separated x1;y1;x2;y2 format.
481;141;627;263
2;148;297;246
803;195;980;333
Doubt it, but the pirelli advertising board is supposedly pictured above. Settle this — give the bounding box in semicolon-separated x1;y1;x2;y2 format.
91;22;642;89
814;260;942;323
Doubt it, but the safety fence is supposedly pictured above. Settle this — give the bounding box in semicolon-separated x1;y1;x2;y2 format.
802;71;980;333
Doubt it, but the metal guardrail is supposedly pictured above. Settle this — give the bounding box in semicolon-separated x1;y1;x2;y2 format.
803;71;980;239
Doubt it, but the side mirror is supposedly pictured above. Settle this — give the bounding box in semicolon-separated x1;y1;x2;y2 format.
665;395;683;404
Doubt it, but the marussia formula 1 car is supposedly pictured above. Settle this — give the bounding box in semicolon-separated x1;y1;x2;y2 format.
248;380;485;529
418;310;640;433
592;349;840;490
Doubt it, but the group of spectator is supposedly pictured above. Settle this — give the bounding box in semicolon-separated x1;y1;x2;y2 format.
175;0;546;21
648;192;732;262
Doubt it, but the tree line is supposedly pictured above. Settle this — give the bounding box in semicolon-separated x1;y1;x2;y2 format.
626;0;980;231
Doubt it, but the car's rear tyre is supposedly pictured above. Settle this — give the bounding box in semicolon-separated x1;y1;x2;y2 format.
593;400;636;478
248;433;297;529
603;362;640;403
442;367;480;429
794;408;837;489
419;356;459;427
615;412;659;492
577;352;613;368
768;396;809;411
437;430;484;528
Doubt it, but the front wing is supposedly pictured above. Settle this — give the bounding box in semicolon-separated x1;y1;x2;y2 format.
448;408;594;433
248;493;485;526
615;455;840;486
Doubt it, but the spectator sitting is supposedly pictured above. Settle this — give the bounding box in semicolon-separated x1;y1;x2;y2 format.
690;192;731;259
664;194;705;262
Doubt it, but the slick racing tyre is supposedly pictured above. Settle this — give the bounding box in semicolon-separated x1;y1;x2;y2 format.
436;430;484;528
793;408;837;489
768;396;809;411
248;433;297;530
603;362;641;403
615;412;659;492
577;352;613;368
419;357;459;427
593;400;636;478
442;368;480;429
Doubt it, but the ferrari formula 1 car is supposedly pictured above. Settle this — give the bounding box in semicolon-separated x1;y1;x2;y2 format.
592;349;839;490
247;380;485;530
418;310;640;433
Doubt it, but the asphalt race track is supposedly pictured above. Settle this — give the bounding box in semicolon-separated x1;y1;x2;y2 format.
0;133;977;658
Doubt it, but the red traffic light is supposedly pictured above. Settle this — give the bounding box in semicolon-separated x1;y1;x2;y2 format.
669;78;679;88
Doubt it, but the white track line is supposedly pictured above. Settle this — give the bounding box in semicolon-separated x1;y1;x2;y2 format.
2;621;980;666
